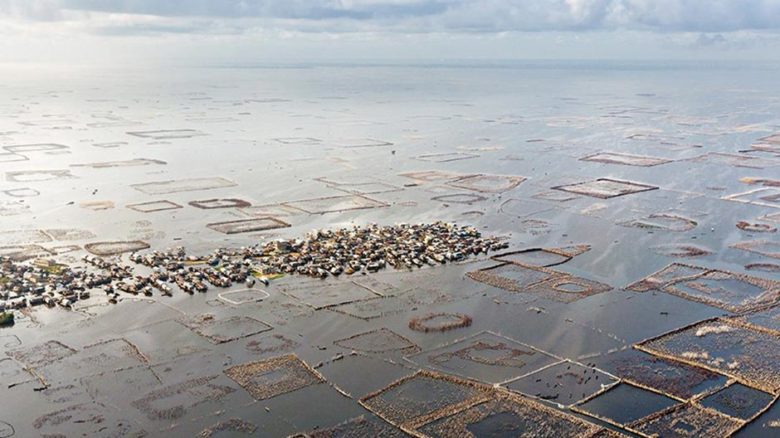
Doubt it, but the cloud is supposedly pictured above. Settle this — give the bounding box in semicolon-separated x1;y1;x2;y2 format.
694;32;728;46
64;0;451;20
1;0;780;36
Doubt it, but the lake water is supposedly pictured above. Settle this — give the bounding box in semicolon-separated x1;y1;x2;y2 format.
1;61;779;436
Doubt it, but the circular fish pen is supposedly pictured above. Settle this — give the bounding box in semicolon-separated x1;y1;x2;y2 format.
409;312;473;333
736;221;777;233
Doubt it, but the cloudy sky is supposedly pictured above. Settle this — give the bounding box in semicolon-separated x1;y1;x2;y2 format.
1;0;780;65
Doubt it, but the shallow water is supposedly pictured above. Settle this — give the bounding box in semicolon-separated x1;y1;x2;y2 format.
1;61;779;436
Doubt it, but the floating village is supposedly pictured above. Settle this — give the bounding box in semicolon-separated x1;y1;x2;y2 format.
1;65;780;438
0;223;507;312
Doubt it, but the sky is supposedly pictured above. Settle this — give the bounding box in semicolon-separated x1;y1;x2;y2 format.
1;0;780;65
